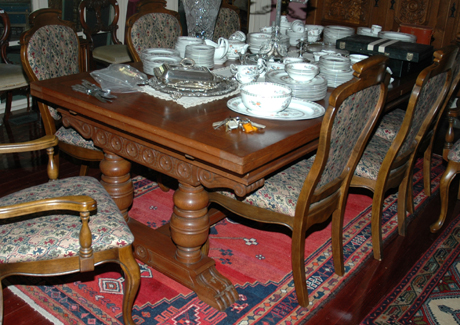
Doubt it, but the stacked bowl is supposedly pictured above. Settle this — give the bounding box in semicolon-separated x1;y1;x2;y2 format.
140;48;182;75
323;26;355;45
184;44;215;68
240;82;292;116
318;54;353;88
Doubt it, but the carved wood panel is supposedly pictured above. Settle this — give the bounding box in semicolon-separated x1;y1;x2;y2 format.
323;0;370;25
395;0;431;25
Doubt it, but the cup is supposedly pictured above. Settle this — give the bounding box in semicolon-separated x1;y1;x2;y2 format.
228;40;249;60
229;31;246;42
266;61;285;73
283;57;304;64
230;64;263;76
371;25;382;35
234;71;259;84
291;20;305;33
260;26;273;34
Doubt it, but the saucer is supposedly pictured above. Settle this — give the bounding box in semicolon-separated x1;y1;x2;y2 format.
227;96;325;120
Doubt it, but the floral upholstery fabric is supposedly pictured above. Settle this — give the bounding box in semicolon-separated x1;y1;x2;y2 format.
354;135;392;180
448;138;460;162
130;13;181;57
26;25;79;81
374;108;405;142
219;84;382;216
212;7;240;42
27;25;99;149
0;177;133;264
55;127;101;151
398;72;448;155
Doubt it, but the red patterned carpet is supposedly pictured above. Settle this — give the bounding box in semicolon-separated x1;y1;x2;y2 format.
5;156;445;324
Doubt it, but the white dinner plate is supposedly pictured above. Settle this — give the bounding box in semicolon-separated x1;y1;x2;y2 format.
227;96;326;120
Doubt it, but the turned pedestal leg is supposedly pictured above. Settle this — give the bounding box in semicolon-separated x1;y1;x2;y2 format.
99;151;133;221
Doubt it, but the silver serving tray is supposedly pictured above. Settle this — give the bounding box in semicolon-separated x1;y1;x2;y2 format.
149;59;238;99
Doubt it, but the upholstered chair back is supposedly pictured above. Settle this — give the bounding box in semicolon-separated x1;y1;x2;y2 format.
213;4;241;42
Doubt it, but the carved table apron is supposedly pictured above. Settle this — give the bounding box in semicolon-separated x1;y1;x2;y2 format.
30;72;323;310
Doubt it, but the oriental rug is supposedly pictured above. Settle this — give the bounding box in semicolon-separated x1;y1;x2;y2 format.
360;208;460;325
6;156;445;325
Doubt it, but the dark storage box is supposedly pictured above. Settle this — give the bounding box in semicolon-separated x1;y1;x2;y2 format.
336;35;434;62
336;35;434;77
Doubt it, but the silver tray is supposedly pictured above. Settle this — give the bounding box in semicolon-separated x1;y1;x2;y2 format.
149;73;238;99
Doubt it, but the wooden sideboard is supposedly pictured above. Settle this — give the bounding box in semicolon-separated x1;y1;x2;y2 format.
305;0;460;49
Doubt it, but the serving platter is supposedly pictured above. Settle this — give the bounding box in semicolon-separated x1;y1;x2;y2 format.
227;96;325;120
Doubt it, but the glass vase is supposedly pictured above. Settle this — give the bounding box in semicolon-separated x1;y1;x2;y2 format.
181;0;222;40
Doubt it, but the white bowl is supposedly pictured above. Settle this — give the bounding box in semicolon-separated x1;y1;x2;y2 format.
285;63;319;82
240;82;292;114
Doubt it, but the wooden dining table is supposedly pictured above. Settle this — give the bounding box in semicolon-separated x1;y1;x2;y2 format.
29;62;416;311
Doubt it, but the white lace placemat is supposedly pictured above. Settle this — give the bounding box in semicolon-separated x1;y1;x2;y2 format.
138;66;240;109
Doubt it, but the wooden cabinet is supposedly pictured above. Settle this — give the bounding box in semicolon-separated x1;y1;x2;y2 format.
305;0;460;49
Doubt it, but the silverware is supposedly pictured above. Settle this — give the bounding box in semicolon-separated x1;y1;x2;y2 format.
71;84;110;103
81;79;117;99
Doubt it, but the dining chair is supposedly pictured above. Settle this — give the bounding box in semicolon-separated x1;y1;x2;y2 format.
0;135;140;324
351;45;458;261
373;44;460;198
20;8;105;176
431;137;460;233
208;55;390;307
125;0;182;62
212;0;241;42
0;9;29;125
79;0;132;71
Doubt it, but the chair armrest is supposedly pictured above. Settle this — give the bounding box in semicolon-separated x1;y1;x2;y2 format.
0;135;58;154
0;195;97;219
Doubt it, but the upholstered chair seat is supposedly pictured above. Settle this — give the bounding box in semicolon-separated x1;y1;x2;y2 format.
354;135;393;180
92;44;131;64
55;127;101;151
0;11;29;124
221;157;316;216
0;64;28;91
0;177;133;263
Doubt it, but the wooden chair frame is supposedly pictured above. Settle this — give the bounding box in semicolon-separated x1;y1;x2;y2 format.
0;9;29;123
350;45;458;261
125;0;182;62
208;56;390;308
20;9;104;176
0;135;140;324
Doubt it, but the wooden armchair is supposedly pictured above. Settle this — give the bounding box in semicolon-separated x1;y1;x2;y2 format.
212;0;241;42
125;0;182;62
20;9;104;176
79;0;132;71
0;9;29;124
208;56;390;307
0;135;140;324
350;45;458;261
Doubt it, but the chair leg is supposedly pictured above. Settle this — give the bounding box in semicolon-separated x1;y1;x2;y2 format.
423;144;433;196
397;173;410;236
119;245;141;325
430;160;460;233
3;91;13;122
291;226;309;308
371;189;386;261
331;208;345;276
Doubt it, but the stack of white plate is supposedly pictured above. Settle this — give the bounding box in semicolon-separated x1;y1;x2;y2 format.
378;31;417;43
265;69;328;101
184;44;215;68
318;54;353;88
175;36;204;57
323;26;355;45
140;48;180;61
286;29;308;46
247;32;289;54
142;55;182;75
357;27;374;37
